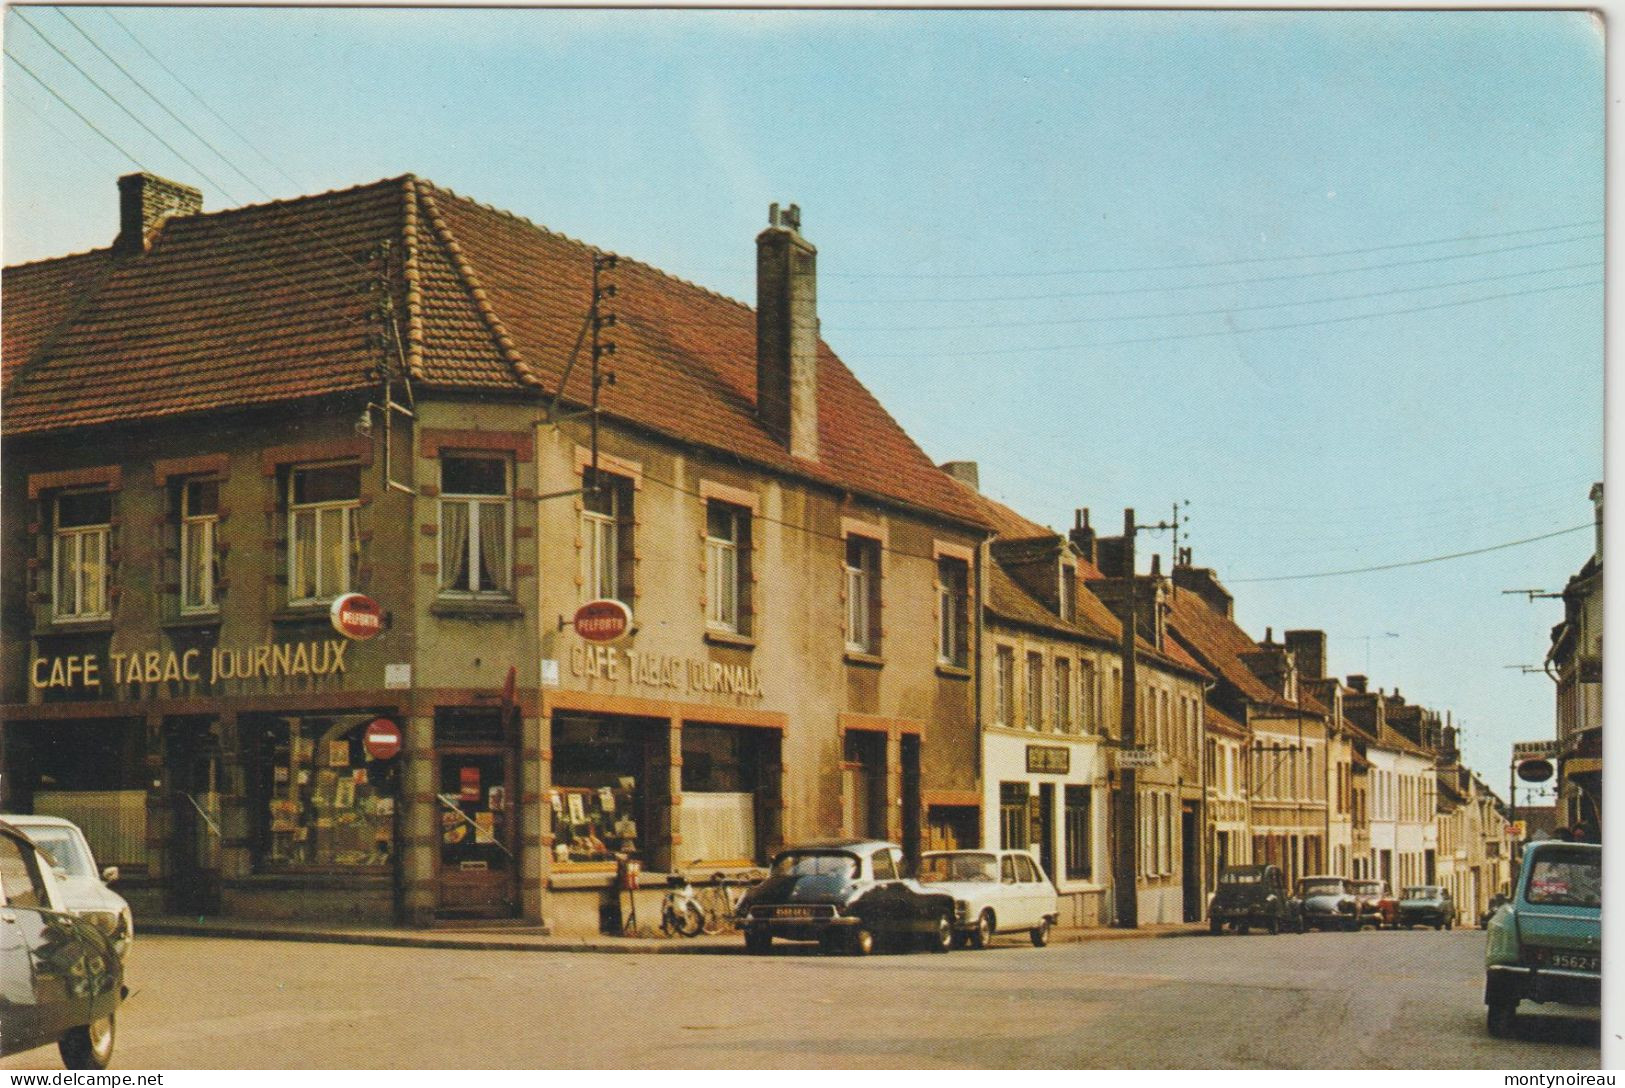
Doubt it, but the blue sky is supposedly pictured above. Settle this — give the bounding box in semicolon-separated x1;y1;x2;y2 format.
3;8;1603;787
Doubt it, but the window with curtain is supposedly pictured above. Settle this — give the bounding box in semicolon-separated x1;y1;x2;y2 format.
936;556;969;667
440;456;511;596
288;464;359;604
994;646;1014;726
844;535;881;653
581;469;634;604
53;489;112;620
1054;657;1071;733
180;478;221;613
705;501;750;634
1024;653;1044;729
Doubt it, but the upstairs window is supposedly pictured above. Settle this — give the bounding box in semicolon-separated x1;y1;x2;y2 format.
582;469;635;605
53;489;112;621
937;556;970;668
289;464;360;604
1024;652;1044;729
1059;564;1076;623
706;502;751;634
180;479;221;613
1054;657;1072;733
994;645;1015;726
440;456;511;596
844;535;881;654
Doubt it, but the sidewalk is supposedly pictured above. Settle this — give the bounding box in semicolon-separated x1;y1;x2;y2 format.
139;914;1206;954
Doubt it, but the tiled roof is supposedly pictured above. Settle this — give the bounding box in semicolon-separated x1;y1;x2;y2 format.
1205;704;1249;740
987;563;1115;644
1378;721;1434;759
3;177;987;529
1165;587;1307;715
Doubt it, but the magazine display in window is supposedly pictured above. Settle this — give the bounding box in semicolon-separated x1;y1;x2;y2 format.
552;782;638;863
261;717;393;868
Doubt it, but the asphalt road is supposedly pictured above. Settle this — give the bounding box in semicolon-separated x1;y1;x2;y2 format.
1;928;1600;1069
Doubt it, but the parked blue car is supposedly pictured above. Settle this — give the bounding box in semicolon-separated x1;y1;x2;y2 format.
1484;840;1601;1037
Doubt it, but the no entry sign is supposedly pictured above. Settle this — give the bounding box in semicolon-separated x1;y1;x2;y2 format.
331;593;384;640
363;718;403;760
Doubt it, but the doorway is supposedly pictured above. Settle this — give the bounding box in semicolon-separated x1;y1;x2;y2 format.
164;718;221;915
1034;783;1055;883
435;709;517;919
1181;804;1200;921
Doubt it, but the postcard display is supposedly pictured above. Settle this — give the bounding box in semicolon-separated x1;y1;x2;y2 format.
265;717;394;867
551;781;638;863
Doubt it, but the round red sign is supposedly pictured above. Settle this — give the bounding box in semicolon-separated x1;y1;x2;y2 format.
573;599;632;642
330;593;384;640
363;719;403;760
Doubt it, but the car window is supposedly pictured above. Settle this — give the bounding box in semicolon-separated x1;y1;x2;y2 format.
771;852;857;879
1001;856;1018;883
1016;855;1042;883
0;833;50;909
872;850;897;881
1526;852;1601;908
1301;880;1344;896
19;825;92;877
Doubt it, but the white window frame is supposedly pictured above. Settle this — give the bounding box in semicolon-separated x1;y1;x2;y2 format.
581;473;623;603
844;535;880;654
936;556;969;668
994;645;1015;726
180;478;220;614
52;490;112;622
439;456;512;597
1024;652;1044;730
1054;657;1071;733
706;501;744;633
288;464;359;605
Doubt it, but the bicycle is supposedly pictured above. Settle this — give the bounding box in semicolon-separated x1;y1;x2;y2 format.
695;869;766;935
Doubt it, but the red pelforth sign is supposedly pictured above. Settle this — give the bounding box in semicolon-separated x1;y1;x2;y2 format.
330;593;384;640
573;599;632;642
363;719;403;760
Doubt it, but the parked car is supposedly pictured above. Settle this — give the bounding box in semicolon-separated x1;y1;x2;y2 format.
6;815;133;960
1296;875;1360;931
916;848;1059;948
1209;864;1303;934
734;840;957;955
0;819;126;1068
1479;892;1510;929
1485;840;1601;1037
1396;885;1455;929
1351;879;1399;929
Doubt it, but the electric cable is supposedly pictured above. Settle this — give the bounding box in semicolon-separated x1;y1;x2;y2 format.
1226;523;1592;583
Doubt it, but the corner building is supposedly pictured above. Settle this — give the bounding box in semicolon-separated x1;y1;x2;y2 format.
1;175;988;933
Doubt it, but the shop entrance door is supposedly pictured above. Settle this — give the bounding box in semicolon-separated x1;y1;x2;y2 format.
1034;783;1055;883
1181;805;1201;921
436;750;517;917
164;718;221;915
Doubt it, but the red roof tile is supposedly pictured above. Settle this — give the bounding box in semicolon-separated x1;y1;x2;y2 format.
3;177;986;528
1165;586;1313;715
1205;704;1249;740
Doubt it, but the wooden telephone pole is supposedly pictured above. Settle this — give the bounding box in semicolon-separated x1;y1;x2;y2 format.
1113;508;1139;928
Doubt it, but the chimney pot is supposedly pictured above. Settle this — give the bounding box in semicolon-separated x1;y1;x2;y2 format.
116;172;202;254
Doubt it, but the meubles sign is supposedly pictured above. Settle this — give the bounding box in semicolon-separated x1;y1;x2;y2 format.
31;640;350;691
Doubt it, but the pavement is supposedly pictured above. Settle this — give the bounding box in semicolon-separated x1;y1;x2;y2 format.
138;912;1207;953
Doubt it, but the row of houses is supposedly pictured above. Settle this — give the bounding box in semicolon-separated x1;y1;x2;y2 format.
0;173;1510;935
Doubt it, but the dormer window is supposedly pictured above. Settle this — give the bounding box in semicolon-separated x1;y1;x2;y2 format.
1059;563;1076;624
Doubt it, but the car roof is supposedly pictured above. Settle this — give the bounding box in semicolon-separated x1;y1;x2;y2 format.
778;839;895;855
1;814;79;829
1300;874;1345;881
921;848;1003;857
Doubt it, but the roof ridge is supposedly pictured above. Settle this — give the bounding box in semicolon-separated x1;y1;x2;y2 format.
398;177;426;380
414;183;544;389
412;178;753;314
3;245;116;274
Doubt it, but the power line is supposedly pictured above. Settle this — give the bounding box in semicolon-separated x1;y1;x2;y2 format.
4;50;146;170
1227;523;1592;584
823;218;1604;280
857;278;1599;359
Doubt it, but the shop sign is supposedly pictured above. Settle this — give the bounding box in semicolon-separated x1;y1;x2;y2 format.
1026;744;1070;774
1512;740;1557;761
1113;746;1157;769
1516;759;1555;783
573;599;632;642
331;593;384;640
570;643;763;699
31;639;349;692
1507;820;1527;839
363;719;403;760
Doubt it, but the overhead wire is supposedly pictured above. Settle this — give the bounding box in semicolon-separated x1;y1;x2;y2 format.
1226;524;1592;583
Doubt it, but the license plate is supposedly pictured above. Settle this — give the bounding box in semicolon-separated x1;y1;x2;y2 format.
776;906;815;919
1549;951;1600;972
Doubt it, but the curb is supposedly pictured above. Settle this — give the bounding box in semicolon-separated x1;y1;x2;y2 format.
139;919;1205;954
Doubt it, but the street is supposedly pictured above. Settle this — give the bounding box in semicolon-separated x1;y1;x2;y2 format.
1;929;1600;1069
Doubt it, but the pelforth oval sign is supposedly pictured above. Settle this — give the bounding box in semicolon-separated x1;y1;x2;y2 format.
330;593;384;640
573;599;632;642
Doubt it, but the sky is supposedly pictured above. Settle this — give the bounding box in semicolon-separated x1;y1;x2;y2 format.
1;7;1604;791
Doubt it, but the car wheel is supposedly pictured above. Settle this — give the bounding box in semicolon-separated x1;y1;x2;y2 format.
849;926;876;956
1267;915;1280;935
1295;915;1307;934
1030;918;1051;947
971;910;995;949
59;1014;115;1070
1209;916;1223;936
929;913;954;953
744;928;773;954
1445;917;1454;931
1486;999;1519;1038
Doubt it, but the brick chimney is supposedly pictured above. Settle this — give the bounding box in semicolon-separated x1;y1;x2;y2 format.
1347;674;1368;693
116;172;202;255
1172;563;1233;619
1285;630;1327;681
940;461;980;490
1069;509;1098;565
757;203;818;460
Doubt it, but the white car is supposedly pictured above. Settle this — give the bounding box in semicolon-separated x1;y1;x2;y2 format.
6;815;133;960
917;848;1058;948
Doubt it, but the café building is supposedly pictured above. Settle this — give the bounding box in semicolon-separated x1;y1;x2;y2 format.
1;174;989;933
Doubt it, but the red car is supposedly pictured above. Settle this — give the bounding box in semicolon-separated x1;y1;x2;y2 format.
1352;879;1398;929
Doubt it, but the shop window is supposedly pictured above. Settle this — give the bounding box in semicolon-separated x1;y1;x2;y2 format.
179;478;221;614
994;646;1015;726
249;716;396;870
705;502;751;635
551;714;652;865
53;489;112;621
581;469;635;605
680;725;766;865
1064;785;1092;880
1024;652;1044;730
999;782;1030;850
844;535;881;654
288;464;360;604
1054;657;1072;733
936;556;969;667
439;455;511;596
